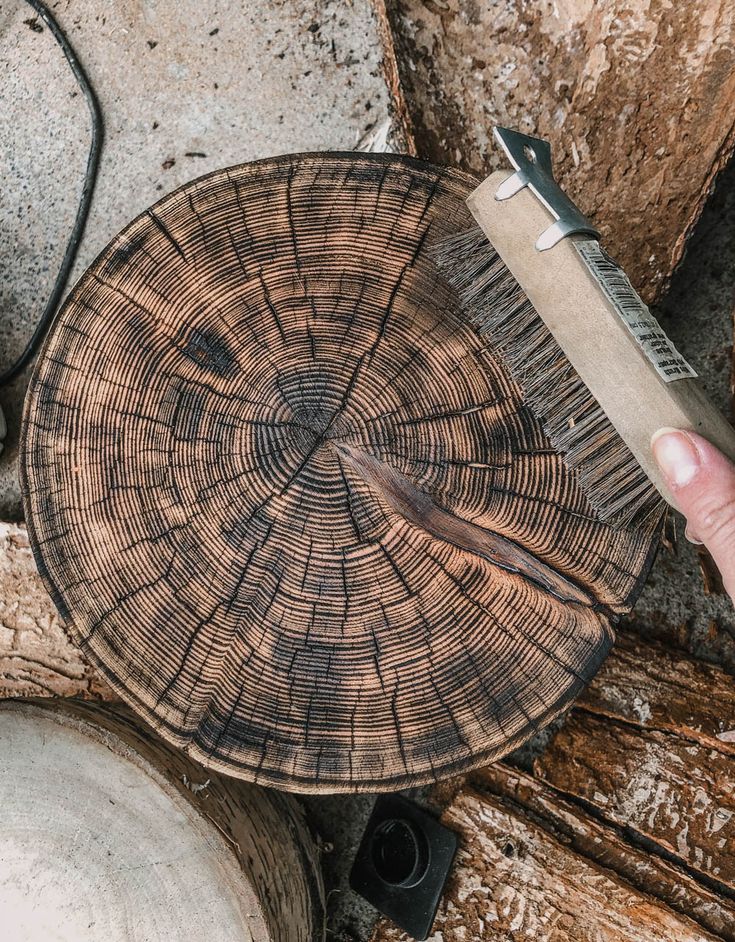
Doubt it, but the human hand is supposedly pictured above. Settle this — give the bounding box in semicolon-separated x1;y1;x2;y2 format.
651;428;735;602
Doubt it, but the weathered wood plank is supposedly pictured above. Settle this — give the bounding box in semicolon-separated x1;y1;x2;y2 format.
370;784;722;941
385;0;735;302
0;521;112;700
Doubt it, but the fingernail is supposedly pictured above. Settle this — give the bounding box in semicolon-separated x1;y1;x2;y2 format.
685;525;703;545
651;427;701;487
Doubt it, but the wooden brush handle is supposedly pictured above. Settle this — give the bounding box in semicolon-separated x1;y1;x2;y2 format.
468;171;735;508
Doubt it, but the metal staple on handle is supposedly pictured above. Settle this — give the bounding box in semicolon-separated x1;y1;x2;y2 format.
492;126;600;251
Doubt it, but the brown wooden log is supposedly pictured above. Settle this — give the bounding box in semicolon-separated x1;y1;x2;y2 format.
578;629;735;753
534;631;735;894
475;763;735;942
383;0;735;303
370;783;722;941
371;630;735;939
23;155;656;790
20;152;661;792
0;521;111;700
536;714;735;893
0;697;324;941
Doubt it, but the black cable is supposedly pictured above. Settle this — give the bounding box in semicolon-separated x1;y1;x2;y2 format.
1;0;103;385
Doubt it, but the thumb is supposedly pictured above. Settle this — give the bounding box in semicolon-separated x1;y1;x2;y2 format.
651;428;735;601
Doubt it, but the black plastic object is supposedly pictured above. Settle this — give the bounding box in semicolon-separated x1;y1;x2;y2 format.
350;794;458;940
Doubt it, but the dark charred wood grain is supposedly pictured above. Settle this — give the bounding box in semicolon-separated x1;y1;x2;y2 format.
21;153;660;791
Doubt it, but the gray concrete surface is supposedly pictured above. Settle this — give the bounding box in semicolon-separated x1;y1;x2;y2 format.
0;0;391;518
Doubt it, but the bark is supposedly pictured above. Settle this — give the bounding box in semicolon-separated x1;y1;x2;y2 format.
578;629;735;754
535;711;735;893
476;763;735;942
0;521;111;700
0;698;324;942
534;630;735;892
371;783;721;941
370;632;735;940
384;0;735;302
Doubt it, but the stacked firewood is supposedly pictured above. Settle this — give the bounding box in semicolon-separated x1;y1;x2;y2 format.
372;632;735;941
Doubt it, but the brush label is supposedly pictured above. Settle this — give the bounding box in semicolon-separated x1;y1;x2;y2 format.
575;241;697;382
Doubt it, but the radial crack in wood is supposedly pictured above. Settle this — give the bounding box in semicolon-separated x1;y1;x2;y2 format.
21;153;660;791
336;441;600;608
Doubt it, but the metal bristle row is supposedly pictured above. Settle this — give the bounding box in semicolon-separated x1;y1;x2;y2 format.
431;226;664;529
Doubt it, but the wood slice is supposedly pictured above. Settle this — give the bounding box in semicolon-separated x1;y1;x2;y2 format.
21;152;660;791
0;698;323;942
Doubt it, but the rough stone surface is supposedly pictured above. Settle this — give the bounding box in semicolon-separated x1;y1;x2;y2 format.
0;0;392;519
385;0;735;303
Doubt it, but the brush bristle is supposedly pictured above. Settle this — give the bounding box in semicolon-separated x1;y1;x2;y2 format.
432;226;664;529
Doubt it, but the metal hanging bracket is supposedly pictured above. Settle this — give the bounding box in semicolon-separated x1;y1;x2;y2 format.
493;126;600;251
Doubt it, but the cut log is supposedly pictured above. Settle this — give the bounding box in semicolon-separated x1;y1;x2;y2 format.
476;763;735;942
371;625;735;940
370;783;722;941
578;629;735;754
21;152;660;791
0;698;324;942
0;521;111;700
381;0;735;302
